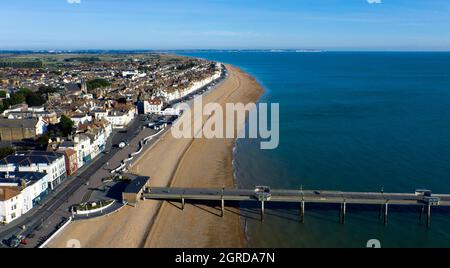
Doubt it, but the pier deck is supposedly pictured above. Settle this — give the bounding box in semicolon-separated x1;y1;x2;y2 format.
142;187;450;227
143;187;450;206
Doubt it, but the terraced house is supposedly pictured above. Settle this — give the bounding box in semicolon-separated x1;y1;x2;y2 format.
0;151;66;191
0;172;49;224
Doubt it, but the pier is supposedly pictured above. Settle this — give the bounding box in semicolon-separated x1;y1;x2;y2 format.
142;187;449;227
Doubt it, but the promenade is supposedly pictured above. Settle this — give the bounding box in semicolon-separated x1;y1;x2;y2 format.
0;115;160;248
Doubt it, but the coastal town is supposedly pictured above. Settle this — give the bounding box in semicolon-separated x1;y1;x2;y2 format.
0;53;224;247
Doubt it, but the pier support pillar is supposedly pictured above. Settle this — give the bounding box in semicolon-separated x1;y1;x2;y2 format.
300;201;305;223
378;204;383;220
261;200;265;222
426;204;431;228
221;197;225;218
419;205;424;224
340;202;346;224
384;203;388;226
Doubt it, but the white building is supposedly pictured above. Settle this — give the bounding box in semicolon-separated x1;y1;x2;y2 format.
84;127;108;159
70;113;93;127
0;151;66;190
142;99;163;114
96;120;113;140
93;108;108;120
122;70;147;80
0;172;49;224
105;107;136;129
1;104;28;117
0;186;22;224
163;69;222;102
59;134;92;168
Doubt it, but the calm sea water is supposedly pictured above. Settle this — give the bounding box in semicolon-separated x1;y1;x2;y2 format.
179;51;450;248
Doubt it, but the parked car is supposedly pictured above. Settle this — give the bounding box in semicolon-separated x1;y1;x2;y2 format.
118;141;129;149
7;235;24;248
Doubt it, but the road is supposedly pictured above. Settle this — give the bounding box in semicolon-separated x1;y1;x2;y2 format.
0;69;229;248
0;115;164;248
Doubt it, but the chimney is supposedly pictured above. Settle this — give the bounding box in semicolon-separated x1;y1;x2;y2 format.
20;179;27;189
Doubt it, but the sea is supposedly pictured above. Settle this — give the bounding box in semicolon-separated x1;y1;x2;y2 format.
178;51;450;248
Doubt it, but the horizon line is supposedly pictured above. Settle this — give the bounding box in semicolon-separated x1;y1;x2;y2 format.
1;49;450;53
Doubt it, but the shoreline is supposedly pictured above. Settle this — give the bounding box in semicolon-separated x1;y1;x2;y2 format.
142;65;264;248
47;65;264;248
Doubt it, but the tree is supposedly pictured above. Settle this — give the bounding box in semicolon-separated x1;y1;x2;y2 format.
10;92;26;104
86;78;112;91
59;115;74;137
0;147;15;160
0;91;6;98
36;133;50;150
38;86;60;94
26;92;46;107
18;88;32;96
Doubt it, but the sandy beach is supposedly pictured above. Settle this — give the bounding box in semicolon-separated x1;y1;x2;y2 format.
48;65;263;248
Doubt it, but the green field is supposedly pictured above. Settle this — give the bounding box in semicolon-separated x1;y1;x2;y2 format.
0;53;188;68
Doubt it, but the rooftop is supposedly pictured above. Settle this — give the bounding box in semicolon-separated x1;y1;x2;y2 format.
0;151;64;166
0;171;47;186
123;176;150;194
0;118;39;128
0;186;21;201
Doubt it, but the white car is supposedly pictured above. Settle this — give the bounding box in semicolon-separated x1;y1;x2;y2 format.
118;141;129;149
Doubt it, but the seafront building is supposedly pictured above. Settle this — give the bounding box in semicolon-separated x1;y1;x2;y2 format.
105;106;137;129
0;151;66;190
57;148;78;176
59;134;92;168
140;98;163;114
160;64;222;102
0;54;225;226
0;172;49;224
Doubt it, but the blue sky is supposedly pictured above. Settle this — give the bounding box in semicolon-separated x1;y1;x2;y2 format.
1;0;450;50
